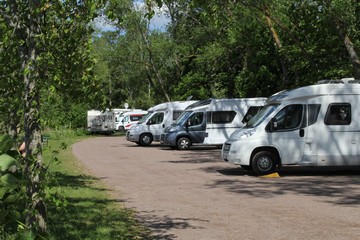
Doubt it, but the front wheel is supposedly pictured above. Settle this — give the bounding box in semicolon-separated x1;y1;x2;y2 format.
251;151;277;175
177;137;191;150
139;133;153;146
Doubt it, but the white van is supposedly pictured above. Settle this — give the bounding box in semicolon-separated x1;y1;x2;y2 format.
126;101;197;146
160;98;267;150
114;108;143;131
222;78;360;175
87;109;116;134
119;110;148;131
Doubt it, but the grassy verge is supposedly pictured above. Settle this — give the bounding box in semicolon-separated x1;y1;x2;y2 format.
43;130;152;240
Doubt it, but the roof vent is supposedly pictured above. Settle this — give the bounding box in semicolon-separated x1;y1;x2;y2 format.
317;78;360;84
317;80;344;84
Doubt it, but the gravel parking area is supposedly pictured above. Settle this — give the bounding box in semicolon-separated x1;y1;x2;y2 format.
72;136;360;240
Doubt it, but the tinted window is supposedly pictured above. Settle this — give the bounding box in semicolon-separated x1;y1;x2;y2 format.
207;111;236;124
148;112;164;124
188;112;204;126
308;104;321;126
325;103;351;125
173;110;183;121
130;115;144;121
273;104;303;130
242;106;262;123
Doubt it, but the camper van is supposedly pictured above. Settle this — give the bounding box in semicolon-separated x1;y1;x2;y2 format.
160;98;267;150
87;109;116;134
114;108;143;131
221;78;360;175
119;110;148;131
126;101;197;146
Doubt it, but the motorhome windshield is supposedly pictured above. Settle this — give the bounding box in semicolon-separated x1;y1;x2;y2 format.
138;112;152;124
245;104;280;128
174;111;192;125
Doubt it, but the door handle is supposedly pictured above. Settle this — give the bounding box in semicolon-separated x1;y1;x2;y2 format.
299;129;304;137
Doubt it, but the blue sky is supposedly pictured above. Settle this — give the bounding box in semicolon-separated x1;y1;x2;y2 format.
95;1;170;32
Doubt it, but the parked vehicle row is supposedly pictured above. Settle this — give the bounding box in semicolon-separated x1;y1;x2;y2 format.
160;98;266;149
125;78;360;175
87;108;147;134
126;101;197;146
222;78;360;175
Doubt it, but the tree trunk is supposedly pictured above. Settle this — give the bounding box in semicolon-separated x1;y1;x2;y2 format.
263;9;290;87
334;22;360;79
21;0;47;233
137;22;171;101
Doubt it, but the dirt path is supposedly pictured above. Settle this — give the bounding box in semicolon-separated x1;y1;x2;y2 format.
72;136;360;240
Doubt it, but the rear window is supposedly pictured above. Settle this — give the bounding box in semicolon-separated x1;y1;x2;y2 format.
130;115;144;121
324;103;351;125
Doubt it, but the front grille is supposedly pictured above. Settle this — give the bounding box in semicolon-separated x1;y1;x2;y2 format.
223;143;231;152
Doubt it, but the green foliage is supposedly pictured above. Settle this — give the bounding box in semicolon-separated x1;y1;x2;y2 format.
0;135;25;236
41;132;152;239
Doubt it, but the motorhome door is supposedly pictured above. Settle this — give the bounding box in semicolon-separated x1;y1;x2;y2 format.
268;104;306;164
186;112;207;143
147;112;165;140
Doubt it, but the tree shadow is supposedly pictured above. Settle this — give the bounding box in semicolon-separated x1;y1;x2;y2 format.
213;166;360;205
47;172;153;239
132;210;209;240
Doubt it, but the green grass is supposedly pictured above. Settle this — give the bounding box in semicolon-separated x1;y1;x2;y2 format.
43;130;152;240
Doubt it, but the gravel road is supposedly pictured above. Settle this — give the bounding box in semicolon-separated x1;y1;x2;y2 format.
72;136;360;240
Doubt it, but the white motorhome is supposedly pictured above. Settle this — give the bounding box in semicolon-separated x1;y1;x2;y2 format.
119;110;148;131
126;101;197;146
160;98;267;150
222;78;360;175
87;109;116;134
113;108;143;131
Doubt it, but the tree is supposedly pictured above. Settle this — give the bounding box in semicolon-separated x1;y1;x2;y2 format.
0;0;102;235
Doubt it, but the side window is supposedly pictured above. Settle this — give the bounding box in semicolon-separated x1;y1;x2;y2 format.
242;106;262;123
308;104;321;126
173;111;183;121
273;104;303;130
208;111;237;124
130;115;143;121
324;103;351;125
189;112;204;126
149;112;164;125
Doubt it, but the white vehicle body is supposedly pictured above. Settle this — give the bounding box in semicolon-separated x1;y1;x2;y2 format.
126;101;197;146
113;108;143;131
160;98;267;150
87;109;116;134
222;78;360;175
119;110;148;131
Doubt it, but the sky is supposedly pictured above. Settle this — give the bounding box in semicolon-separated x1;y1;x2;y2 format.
94;1;170;32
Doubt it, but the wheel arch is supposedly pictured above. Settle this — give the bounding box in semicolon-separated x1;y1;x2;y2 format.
140;132;153;138
176;133;192;145
251;146;281;167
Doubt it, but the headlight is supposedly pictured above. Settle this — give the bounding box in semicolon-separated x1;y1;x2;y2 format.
230;129;256;140
132;125;140;131
168;127;177;133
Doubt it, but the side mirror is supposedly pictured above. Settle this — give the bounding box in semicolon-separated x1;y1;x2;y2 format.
186;119;191;128
269;118;278;132
246;115;253;121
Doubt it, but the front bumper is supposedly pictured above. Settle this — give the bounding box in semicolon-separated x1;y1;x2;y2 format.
160;133;177;146
126;130;140;142
221;142;245;165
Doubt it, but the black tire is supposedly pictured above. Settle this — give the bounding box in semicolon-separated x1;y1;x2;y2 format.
139;133;153;146
251;151;277;175
177;137;191;150
135;142;141;145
